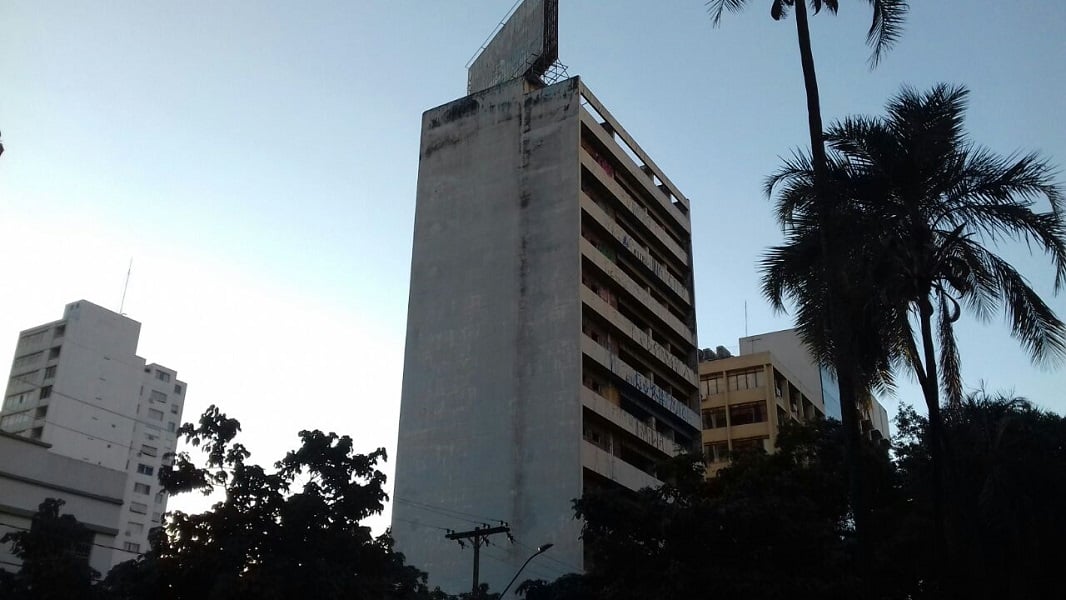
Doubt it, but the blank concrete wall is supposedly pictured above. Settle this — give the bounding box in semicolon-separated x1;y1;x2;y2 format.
393;76;583;593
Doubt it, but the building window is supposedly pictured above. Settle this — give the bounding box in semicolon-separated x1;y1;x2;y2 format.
149;390;167;403
174;384;183;395
729;402;768;426
140;444;158;457
701;407;727;429
133;483;151;495
727;369;764;391
29;427;43;440
127;521;144;535
54;324;66;338
701;376;722;397
167;421;176;433
39;385;52;400
19;330;48;348
148;408;164;421
4;392;29;410
703;441;729;463
11;351;43;369
48;346;61;360
136;463;154;476
151;512;161;523
129;502;148;515
154;492;165;505
0;411;33;431
123;541;141;553
731;437;768;457
155;370;170;383
170;403;179;414
35;406;47;419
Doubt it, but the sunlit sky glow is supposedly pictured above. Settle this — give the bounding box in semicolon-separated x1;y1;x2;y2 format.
2;1;1064;534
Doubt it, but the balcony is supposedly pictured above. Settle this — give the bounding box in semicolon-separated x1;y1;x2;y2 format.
581;193;691;304
582;441;662;492
582;388;680;457
577;89;691;235
580;153;689;267
581;240;694;344
581;287;695;383
582;335;701;431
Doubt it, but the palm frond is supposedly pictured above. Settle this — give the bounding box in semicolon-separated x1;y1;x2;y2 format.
988;253;1066;366
865;0;909;67
813;0;839;15
770;0;791;21
706;0;755;26
937;293;964;405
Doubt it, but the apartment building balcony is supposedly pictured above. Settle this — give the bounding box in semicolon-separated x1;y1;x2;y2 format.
581;335;700;431
580;193;690;304
581;440;662;492
577;85;690;235
581;387;680;458
579;152;689;267
581;239;693;344
580;287;695;385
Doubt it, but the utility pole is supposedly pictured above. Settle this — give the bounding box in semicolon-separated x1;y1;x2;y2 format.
446;524;511;598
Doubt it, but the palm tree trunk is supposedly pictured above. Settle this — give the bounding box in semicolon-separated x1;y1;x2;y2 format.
793;0;870;565
792;1;828;183
917;298;948;581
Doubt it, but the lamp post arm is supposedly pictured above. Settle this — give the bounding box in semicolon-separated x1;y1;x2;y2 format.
499;544;553;598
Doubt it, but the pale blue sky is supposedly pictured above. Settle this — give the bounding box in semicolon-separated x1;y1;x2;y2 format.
2;1;1064;541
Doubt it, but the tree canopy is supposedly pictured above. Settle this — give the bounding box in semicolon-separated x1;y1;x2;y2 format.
98;405;447;600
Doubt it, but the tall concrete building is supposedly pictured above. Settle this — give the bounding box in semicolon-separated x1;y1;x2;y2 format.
0;300;186;569
391;0;700;592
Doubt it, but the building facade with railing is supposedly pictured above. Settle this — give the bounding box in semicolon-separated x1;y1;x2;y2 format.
392;75;699;593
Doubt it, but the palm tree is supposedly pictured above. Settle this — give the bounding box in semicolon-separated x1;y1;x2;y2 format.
764;83;1066;555
707;0;910;551
707;0;910;202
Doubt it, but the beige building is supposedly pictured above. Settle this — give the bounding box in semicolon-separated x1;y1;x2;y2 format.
699;350;825;473
699;329;889;474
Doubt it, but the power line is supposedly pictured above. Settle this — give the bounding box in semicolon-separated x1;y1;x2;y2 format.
509;536;583;575
390;516;453;533
393;496;507;526
0;522;144;557
6;368;180;433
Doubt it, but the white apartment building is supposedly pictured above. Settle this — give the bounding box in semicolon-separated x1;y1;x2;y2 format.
0;300;186;571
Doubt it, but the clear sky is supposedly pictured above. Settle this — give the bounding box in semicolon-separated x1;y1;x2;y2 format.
2;0;1064;541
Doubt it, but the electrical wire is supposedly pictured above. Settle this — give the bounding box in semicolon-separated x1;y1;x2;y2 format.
5;368;181;433
0;522;143;557
393;496;507;527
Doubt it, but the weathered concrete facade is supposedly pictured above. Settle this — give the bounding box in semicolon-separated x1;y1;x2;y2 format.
393;75;700;593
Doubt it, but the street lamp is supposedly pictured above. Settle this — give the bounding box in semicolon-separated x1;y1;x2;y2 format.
499;543;554;597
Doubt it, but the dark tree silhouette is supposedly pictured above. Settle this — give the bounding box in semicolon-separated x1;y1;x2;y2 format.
706;0;910;554
0;498;98;600
895;391;1066;599
99;405;448;600
764;84;1066;555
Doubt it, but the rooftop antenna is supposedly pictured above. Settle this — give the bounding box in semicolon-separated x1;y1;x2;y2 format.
744;300;749;337
119;258;133;315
